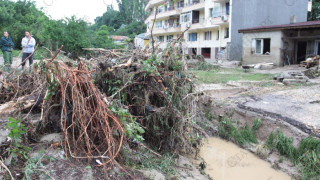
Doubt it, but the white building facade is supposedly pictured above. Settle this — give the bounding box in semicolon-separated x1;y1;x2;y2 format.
145;0;309;61
145;0;231;61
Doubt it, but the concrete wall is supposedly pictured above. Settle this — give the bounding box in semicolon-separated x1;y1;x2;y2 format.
230;0;309;61
242;31;283;66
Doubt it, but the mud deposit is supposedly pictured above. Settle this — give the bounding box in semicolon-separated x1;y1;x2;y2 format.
200;138;291;180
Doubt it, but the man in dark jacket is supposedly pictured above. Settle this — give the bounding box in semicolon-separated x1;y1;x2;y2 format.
1;31;14;72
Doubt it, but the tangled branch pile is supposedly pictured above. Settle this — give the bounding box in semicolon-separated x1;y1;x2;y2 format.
0;43;205;171
91;46;205;153
43;60;124;168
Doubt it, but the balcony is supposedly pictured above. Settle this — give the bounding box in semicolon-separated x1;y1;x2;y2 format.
152;23;182;35
151;6;182;20
189;18;206;30
212;0;230;2
209;11;230;25
182;0;205;12
145;0;166;11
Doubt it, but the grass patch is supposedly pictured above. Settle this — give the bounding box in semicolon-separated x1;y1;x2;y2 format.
266;130;320;179
139;153;177;177
193;68;274;84
218;116;262;146
193;62;220;71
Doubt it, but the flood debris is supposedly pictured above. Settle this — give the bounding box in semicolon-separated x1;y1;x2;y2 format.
0;40;206;179
299;55;320;69
274;71;309;84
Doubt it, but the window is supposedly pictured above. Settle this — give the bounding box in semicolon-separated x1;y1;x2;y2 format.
224;27;229;38
226;2;230;15
180;12;191;23
204;31;212;40
189;33;197;41
158;36;164;42
254;38;271;55
177;0;184;9
217;30;219;40
158;5;164;13
201;48;211;58
212;3;221;17
165;3;174;11
167;35;173;42
155;21;162;28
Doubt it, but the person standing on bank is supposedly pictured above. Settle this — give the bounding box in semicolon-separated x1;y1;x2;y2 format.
1;31;14;73
21;31;36;69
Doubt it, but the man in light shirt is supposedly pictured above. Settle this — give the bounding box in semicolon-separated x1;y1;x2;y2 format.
21;31;36;69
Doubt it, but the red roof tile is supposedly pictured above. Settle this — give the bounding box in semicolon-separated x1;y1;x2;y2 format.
111;36;129;41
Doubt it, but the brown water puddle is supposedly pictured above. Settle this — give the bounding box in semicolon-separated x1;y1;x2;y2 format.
200;138;291;180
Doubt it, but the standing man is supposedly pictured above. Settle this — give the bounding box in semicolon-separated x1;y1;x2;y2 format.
21;31;36;69
1;31;14;73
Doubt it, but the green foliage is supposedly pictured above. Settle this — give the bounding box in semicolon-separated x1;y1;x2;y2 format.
45;74;59;101
109;105;145;142
218;116;262;146
308;0;320;21
205;110;214;121
23;149;56;180
93;25;116;49
62;16;92;58
142;58;160;75
0;0;148;57
95;1;147;37
266;130;320;179
252;118;262;132
139;153;177;176
115;21;146;37
6;117;31;160
194;62;220;71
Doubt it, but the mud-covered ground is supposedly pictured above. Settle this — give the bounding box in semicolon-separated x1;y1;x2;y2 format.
195;63;320;178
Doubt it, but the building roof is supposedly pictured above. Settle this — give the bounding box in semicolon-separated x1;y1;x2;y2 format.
239;21;320;33
111;36;129;41
135;33;150;40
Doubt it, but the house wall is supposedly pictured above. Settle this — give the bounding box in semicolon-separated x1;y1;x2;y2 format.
230;0;309;61
242;30;283;66
135;38;145;49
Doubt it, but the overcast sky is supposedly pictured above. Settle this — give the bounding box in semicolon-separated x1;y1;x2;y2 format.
34;0;118;23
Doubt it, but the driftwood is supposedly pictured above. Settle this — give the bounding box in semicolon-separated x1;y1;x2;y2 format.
108;57;133;72
0;94;43;117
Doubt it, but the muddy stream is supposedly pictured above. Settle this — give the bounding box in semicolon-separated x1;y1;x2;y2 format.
200;137;291;180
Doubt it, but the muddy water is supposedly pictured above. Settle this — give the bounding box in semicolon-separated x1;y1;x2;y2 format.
200;138;291;180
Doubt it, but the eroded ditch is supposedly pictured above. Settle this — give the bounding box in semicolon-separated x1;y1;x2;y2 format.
200;137;291;180
194;81;320;179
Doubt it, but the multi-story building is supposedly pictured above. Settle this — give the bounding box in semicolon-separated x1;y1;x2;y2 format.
144;0;309;61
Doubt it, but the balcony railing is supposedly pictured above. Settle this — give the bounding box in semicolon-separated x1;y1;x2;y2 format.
192;17;205;24
185;0;205;7
210;10;230;18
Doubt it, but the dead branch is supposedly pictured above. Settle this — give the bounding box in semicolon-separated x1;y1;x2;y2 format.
0;94;43;117
0;159;14;180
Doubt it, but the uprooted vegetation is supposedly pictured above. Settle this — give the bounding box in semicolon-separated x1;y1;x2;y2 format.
0;43;207;179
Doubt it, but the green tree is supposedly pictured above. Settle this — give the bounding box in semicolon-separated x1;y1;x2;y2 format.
308;0;320;21
63;16;92;58
93;25;115;49
115;21;146;36
94;6;123;30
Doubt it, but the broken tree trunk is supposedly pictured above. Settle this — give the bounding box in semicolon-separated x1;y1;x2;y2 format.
0;94;43;117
